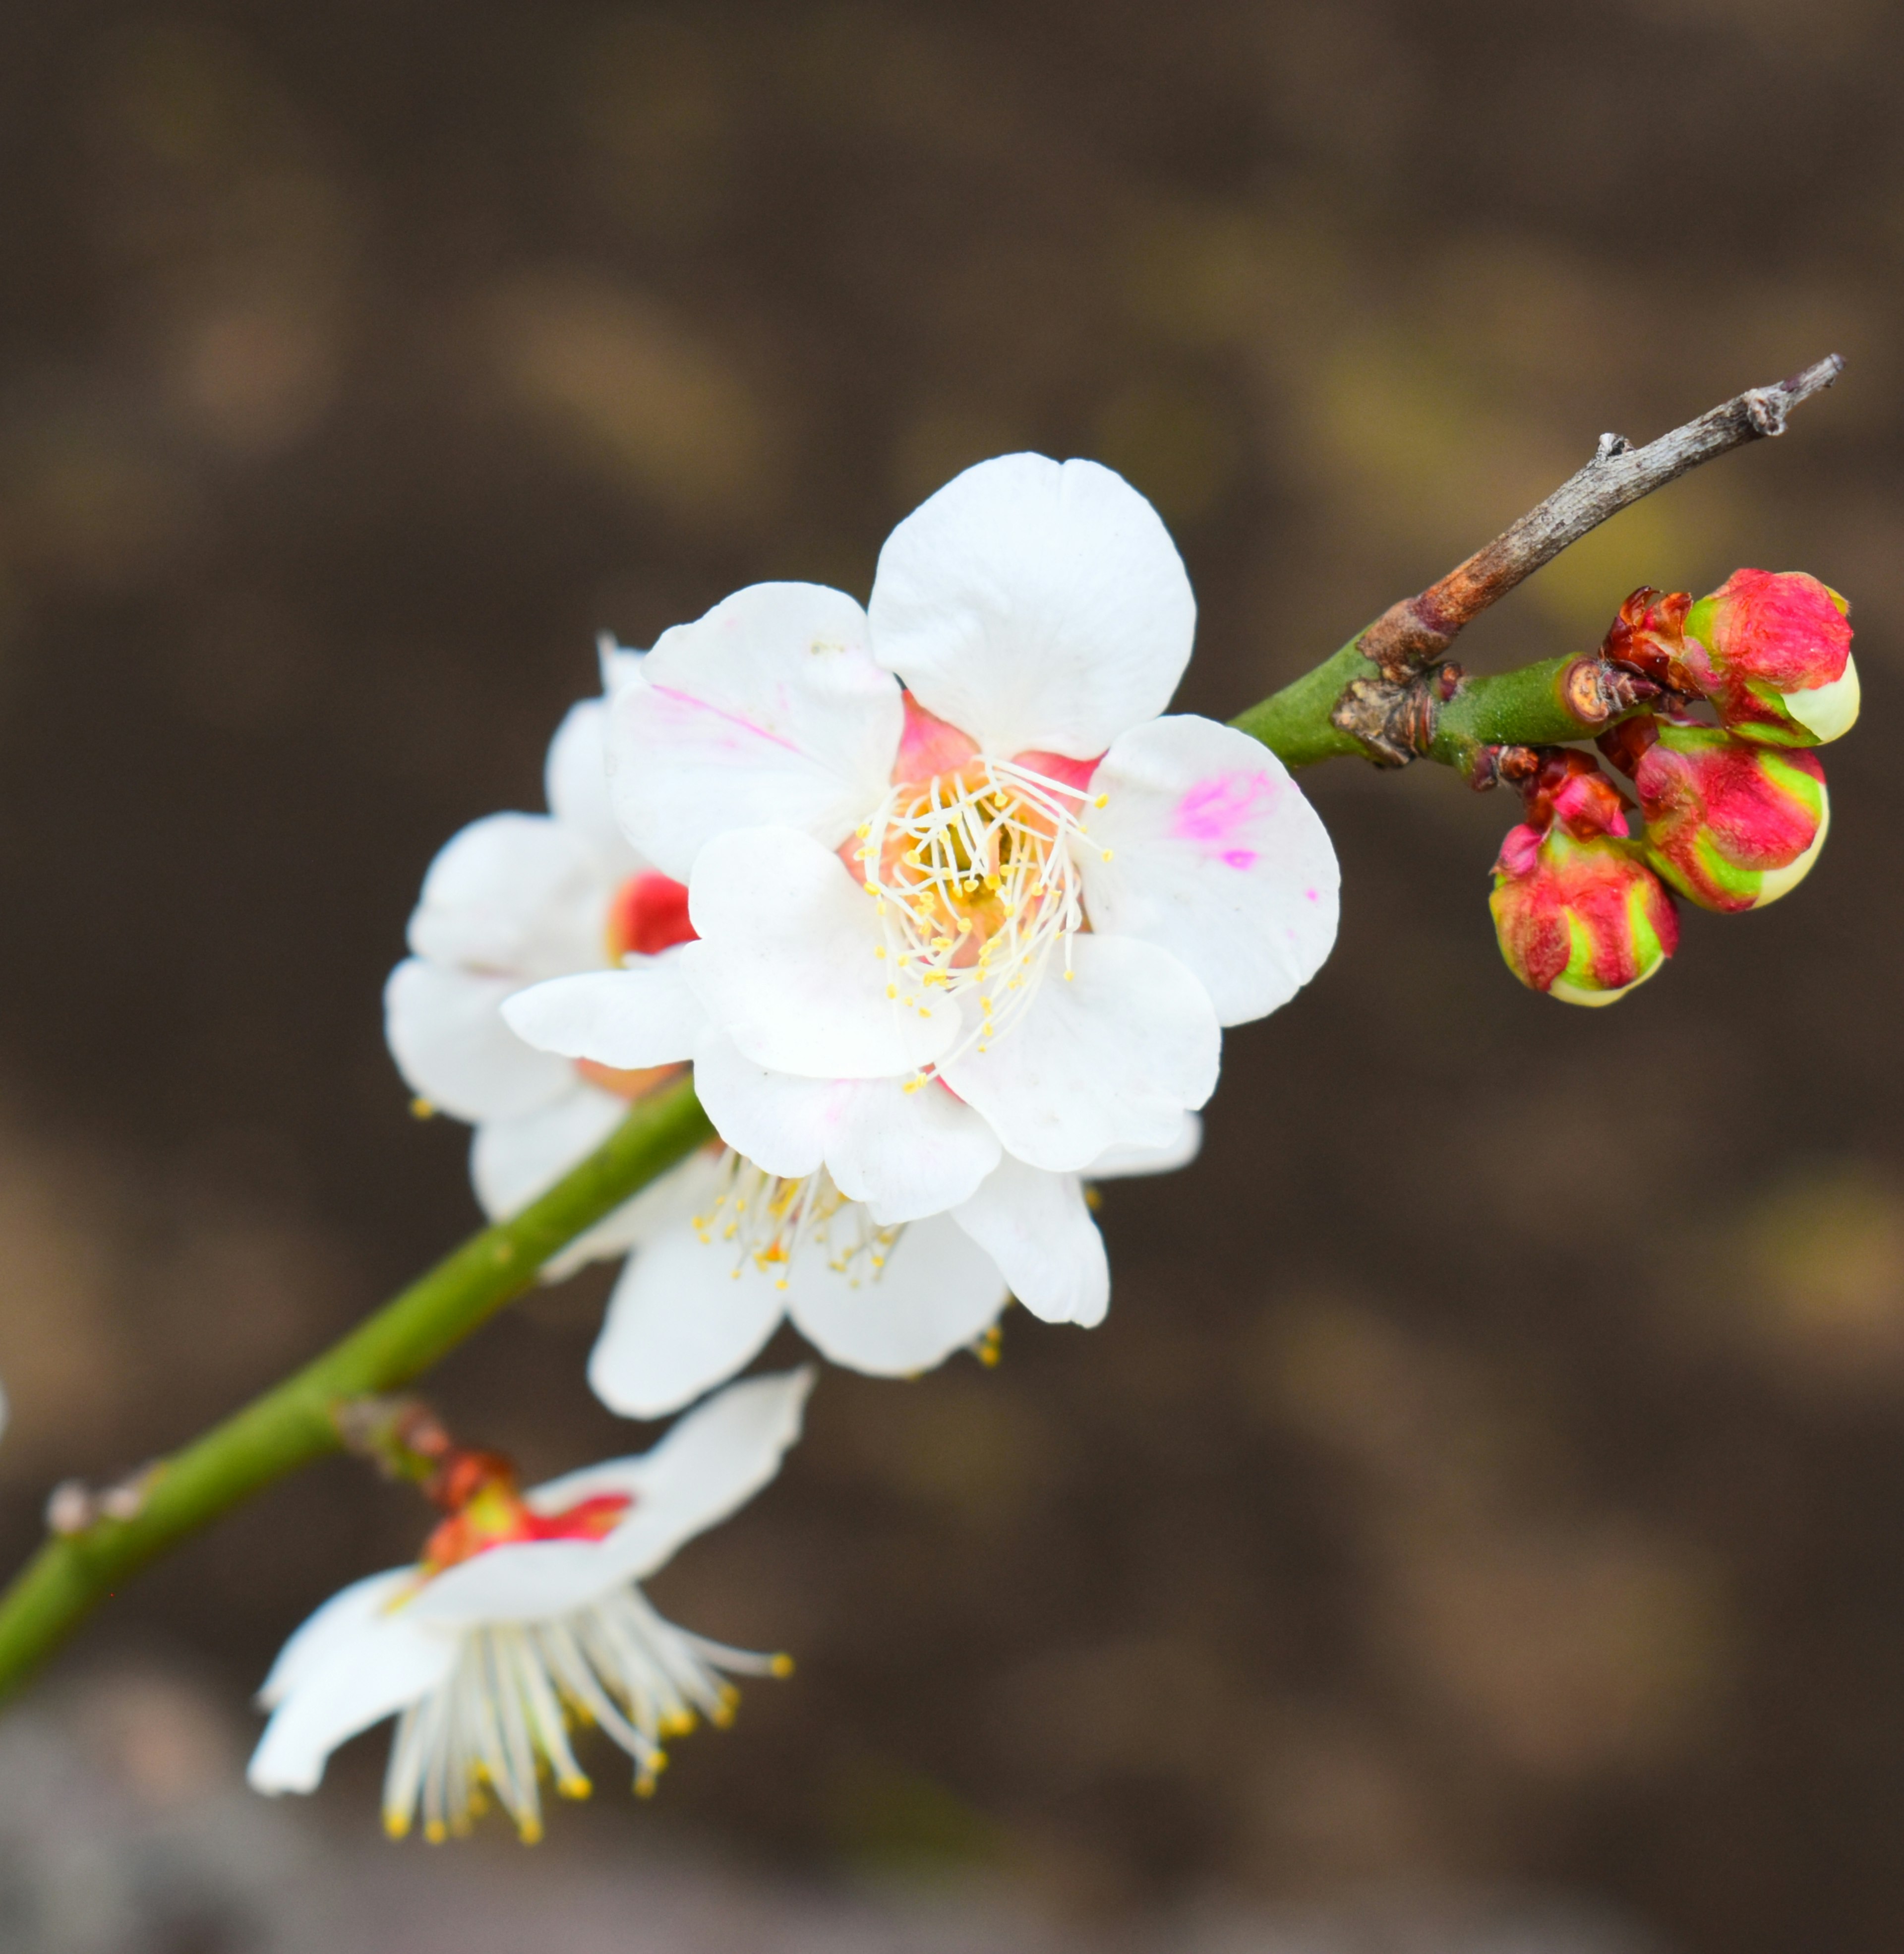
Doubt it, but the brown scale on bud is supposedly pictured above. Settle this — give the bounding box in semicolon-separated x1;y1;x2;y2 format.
1601;586;1701;692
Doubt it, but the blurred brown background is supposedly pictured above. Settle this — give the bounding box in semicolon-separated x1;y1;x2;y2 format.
0;1;1897;1949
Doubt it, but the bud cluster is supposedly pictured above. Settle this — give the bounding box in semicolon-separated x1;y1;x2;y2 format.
1489;568;1852;1006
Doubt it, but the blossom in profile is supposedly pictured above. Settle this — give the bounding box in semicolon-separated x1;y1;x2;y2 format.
392;658;1191;1419
1489;754;1678;1007
247;1369;812;1843
1682;569;1858;747
511;452;1336;1209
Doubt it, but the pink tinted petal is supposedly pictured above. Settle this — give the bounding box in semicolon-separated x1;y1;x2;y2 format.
610;584;902;880
1082;715;1340;1025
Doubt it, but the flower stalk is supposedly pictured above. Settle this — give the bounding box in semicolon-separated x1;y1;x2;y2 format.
0;1078;712;1705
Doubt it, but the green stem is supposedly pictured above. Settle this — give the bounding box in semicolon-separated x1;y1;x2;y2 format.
0;1078;712;1704
1234;644;1638;772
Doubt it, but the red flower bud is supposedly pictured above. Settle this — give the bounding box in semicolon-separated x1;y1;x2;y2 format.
1607;715;1829;914
1488;754;1678;1005
1681;569;1858;746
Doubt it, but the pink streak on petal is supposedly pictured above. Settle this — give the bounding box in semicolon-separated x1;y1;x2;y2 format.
1221;848;1257;870
648;682;801;754
1173;771;1280;850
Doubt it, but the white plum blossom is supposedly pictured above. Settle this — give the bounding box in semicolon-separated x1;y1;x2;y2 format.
247;1369;812;1843
505;451;1335;1266
391;655;1195;1420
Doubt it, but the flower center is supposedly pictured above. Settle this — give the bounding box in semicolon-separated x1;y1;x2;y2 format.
853;758;1104;1069
692;1150;897;1290
417;1457;631;1577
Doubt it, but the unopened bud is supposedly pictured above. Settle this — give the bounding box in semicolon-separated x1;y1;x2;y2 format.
1605;715;1829;914
1682;568;1858;746
1488;754;1678;1006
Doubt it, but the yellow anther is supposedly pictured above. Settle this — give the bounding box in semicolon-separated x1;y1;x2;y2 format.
424;1819;448;1844
887;984;897;999
635;1774;657;1798
856;823;870;837
775;1276;789;1290
1094;793;1108;808
409;1097;436;1121
383;1810;412;1840
1101;848;1114;862
874;945;886;958
1064;969;1074;980
559;1775;593;1801
770;1653;796;1678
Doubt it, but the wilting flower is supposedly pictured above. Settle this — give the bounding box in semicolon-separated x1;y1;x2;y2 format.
1489;754;1678;1006
515;452;1337;1207
1682;568;1858;747
393;662;1191;1420
1604;714;1829;914
248;1369;811;1842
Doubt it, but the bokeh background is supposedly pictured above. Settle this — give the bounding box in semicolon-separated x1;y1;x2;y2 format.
0;2;1898;1949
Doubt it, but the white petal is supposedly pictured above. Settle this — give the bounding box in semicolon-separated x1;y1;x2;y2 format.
785;1214;1007;1375
867;454;1195;759
536;1367;816;1583
545;696;645;877
500;951;707;1068
1787;654;1860;743
414;1370;815;1622
952;1156;1108;1326
384;959;576;1122
1090;1111;1203;1180
247;1612;456;1794
255;1568;417;1711
406;812;607;980
469;1085;628;1221
939;935;1221;1172
691;1031;1001;1221
610;584;902;880
687;1032;829;1179
1082;715;1340;1025
683;827;956;1079
585;1206;789;1419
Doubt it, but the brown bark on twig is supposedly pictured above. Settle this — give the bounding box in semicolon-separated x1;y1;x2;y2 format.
1354;354;1844;679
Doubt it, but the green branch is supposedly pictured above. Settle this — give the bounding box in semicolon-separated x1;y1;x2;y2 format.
0;1078;712;1704
0;356;1842;1709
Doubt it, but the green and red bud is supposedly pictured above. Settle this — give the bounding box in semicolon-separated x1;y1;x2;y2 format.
1488;751;1678;1007
1681;568;1858;746
1600;714;1829;914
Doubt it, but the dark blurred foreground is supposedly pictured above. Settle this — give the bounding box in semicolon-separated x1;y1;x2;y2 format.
0;3;1902;1950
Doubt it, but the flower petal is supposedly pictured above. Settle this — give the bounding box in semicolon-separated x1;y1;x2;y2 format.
938;935;1220;1172
545;696;645;879
406;812;608;980
414;1370;814;1622
611;584;902;880
952;1156;1107;1326
534;1367;816;1585
247;1611;456;1794
1083;715;1340;1025
500;951;707;1069
585;1199;790;1419
785;1214;1007;1375
1090;1111;1203;1179
255;1568;417;1711
683;827;956;1078
385;958;576;1122
867;454;1195;759
691;1032;1000;1221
